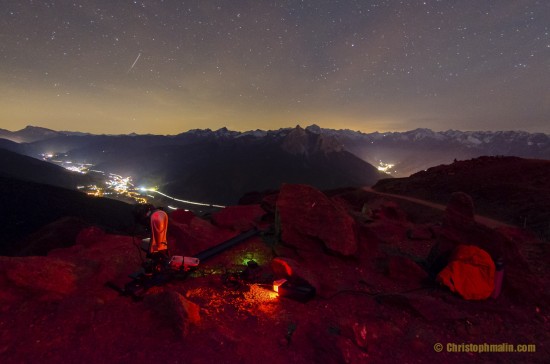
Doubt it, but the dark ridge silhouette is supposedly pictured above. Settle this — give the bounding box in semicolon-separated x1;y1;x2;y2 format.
0;175;135;256
0;138;27;154
0;147;92;189
373;156;550;240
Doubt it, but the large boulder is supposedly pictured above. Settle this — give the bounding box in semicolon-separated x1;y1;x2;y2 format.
75;225;106;247
0;256;77;297
376;201;408;222
169;216;237;256
15;217;89;256
386;256;429;285
276;184;357;256
211;205;266;232
444;192;475;227
170;209;195;225
145;290;201;337
437;245;495;300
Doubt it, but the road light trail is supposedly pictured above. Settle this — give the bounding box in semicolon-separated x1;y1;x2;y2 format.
141;188;226;209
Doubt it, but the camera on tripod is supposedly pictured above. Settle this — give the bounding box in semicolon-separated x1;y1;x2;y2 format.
135;207;199;277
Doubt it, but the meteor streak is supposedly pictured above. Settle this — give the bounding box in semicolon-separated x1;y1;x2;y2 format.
127;52;141;73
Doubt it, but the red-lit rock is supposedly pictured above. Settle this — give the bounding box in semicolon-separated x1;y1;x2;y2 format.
363;219;408;245
444;191;475;227
407;225;434;240
0;256;76;296
276;184;357;256
76;225;106;246
211;204;266;232
386;256;429;284
170;209;195;225
352;322;368;349
337;335;370;362
146;290;201;337
405;295;468;322
169;216;237;256
376;201;408;222
15;217;89;256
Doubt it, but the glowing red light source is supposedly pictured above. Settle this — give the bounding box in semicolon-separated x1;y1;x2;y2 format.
273;279;287;293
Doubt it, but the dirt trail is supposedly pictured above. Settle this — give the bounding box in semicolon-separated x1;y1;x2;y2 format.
363;187;513;229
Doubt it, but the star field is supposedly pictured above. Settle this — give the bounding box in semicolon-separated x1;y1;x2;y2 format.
1;0;549;134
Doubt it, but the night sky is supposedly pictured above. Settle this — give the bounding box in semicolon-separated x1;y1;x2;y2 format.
1;0;549;134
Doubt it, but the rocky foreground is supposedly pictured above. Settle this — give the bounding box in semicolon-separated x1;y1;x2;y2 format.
0;184;548;363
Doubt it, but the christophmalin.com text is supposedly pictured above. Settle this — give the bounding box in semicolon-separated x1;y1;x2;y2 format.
433;342;536;353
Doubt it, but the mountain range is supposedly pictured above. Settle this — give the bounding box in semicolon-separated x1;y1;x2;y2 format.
0;125;89;143
1;125;389;205
2;124;549;205
2;125;549;178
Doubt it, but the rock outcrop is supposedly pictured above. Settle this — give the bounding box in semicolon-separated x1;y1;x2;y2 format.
276;184;357;256
444;191;475;227
211;204;266;232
